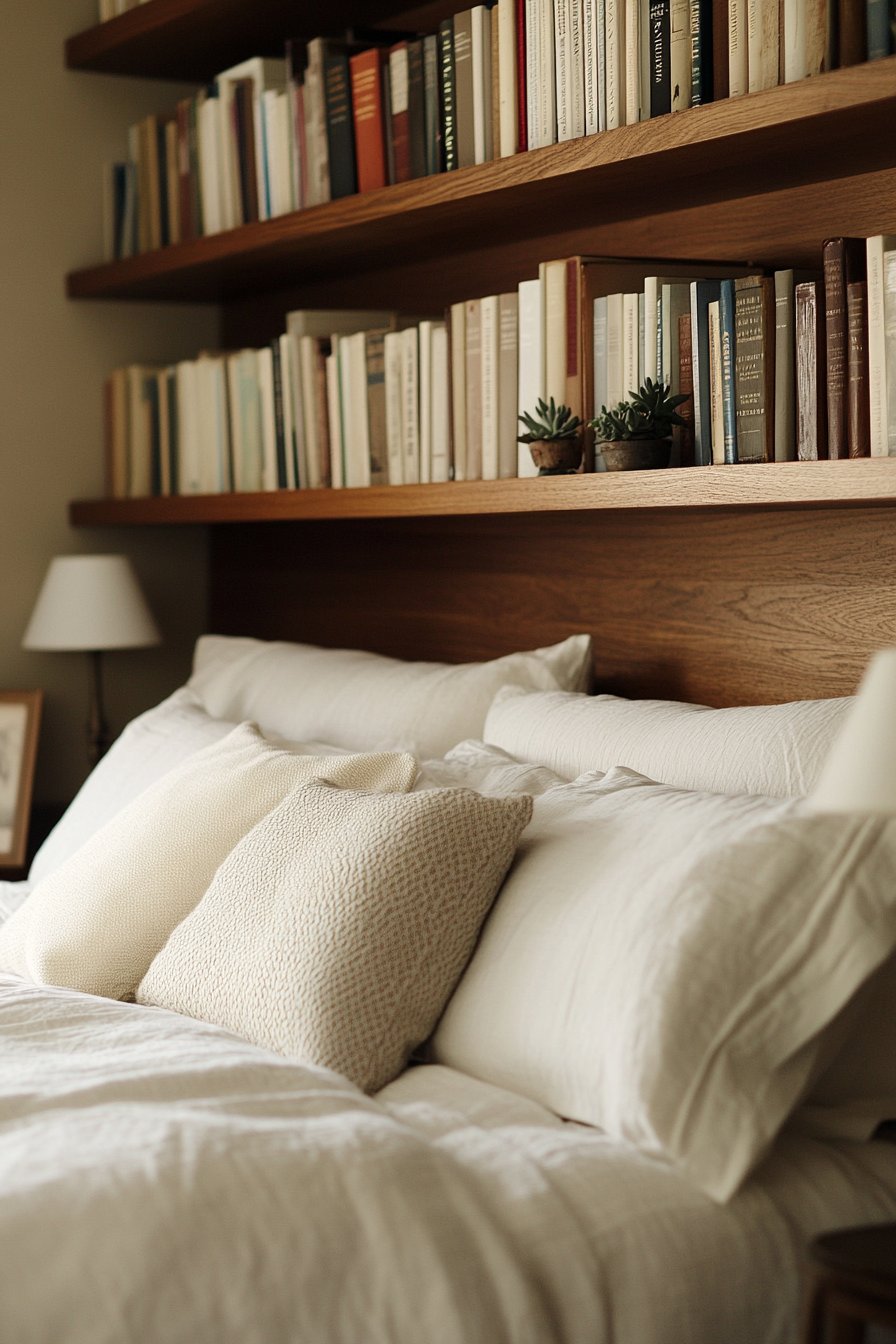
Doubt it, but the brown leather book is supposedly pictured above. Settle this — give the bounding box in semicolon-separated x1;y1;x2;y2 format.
350;48;388;193
823;237;865;460
847;279;870;458
838;0;866;64
733;274;774;463
796;280;828;461
711;0;729;99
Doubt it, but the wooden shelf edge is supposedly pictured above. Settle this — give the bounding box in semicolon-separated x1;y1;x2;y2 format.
69;460;896;526
65;59;896;303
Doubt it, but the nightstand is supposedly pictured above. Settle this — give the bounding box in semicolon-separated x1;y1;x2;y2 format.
803;1223;896;1343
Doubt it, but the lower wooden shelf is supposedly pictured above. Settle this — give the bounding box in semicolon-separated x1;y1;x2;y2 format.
69;458;896;526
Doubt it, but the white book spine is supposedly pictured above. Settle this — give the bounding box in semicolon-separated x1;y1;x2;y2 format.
349;333;372;489
419;321;434;485
639;0;652;119
449;303;467;481
384;331;405;485
298;337;320;489
670;0;691;108
401;327;420;485
471;6;492;164
555;0;572;142
430;325;451;483
326;340;343;488
583;0;599;135
282;333;304;487
256;348;277;491
175;362;200;495
226;354;244;492
708;300;724;464
867;236;894;458
596;0;608;130
480;296;500;480
517;278;544;477
605;0;626;130
498;0;519;155
623;293;640;399
525;0;542;148
542;261;567;405
538;0;558;145
624;0;641;124
783;0;807;80
643;277;659;382
728;0;749;95
215;91;239;231
197;97;222;235
606;292;625;407
884;251;896;456
748;0;780;90
593;296;609;414
566;0;587;136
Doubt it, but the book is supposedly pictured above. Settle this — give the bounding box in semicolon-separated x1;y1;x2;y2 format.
325;340;344;488
747;0;779;90
623;292;641;401
341;331;371;488
867;0;891;55
583;0;601;132
464;298;483;479
388;43;411;183
517;278;544;477
707;299;725;463
216;57;288;227
783;0;831;80
540;258;568;407
255;347;277;491
350;49;388;193
728;0;748;94
366;330;388;485
498;0;520;154
304;39;331;205
423;34;441;176
430;322;451;482
454;12;476;168
670;0;691;108
175;360;201;494
471;5;494;163
606;292;626;407
498;293;520;477
270;338;288;487
593;297;609;416
885;249;896;457
605;0;626;128
384;329;404;484
733;273;774;462
846;279;869;457
649;0;672;114
625;0;642;123
322;42;358;198
226;349;264;491
773;270;798;462
480;296;500;479
438;20;459;171
419;319;435;482
689;0;714;103
677;312;696;467
719;278;737;462
823;236;865;460
690;279;722;465
712;0;730;95
516;0;529;149
659;281;691;390
556;0;587;140
839;0;867;62
866;234;896;456
795;279;827;460
531;0;558;144
449;301;468;479
401;325;420;484
407;39;427;180
278;331;300;488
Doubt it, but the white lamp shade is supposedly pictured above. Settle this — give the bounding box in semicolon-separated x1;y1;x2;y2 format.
809;648;896;814
23;555;161;652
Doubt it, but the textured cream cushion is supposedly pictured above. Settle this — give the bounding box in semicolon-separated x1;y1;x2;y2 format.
431;768;896;1201
187;633;593;758
138;780;533;1093
29;689;238;883
0;726;416;1000
485;687;851;798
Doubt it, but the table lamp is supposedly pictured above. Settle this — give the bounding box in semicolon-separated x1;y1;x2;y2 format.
23;554;161;765
809;648;896;814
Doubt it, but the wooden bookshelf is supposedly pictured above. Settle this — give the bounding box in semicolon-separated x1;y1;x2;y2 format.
66;59;896;307
70;460;896;526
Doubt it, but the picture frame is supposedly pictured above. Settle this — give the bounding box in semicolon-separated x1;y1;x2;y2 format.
0;690;43;870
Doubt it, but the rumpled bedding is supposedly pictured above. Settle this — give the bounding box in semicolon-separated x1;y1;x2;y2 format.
1;974;895;1344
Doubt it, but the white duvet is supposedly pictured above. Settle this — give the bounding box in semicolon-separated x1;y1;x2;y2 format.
1;974;895;1344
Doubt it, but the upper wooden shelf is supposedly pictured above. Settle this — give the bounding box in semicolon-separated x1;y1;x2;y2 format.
69;459;896;526
65;0;455;81
65;59;896;305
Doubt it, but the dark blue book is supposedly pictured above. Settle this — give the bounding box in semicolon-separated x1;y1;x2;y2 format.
323;42;358;199
407;38;427;179
867;0;890;55
689;0;714;103
689;280;721;466
719;279;737;464
649;0;671;116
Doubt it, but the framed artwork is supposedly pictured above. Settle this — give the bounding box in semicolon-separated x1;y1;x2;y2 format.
0;691;42;869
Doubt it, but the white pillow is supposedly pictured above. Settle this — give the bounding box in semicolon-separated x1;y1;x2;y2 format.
0;725;417;1001
414;739;563;797
484;687;851;798
138;779;533;1093
28;689;237;883
187;633;593;758
430;768;896;1201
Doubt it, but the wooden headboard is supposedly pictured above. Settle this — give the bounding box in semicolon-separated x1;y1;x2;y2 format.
208;500;896;708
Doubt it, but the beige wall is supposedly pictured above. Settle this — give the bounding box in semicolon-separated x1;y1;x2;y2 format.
1;1;220;808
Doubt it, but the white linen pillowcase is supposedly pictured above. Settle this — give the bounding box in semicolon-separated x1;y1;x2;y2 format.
484;686;851;798
187;632;593;759
430;767;896;1202
414;739;564;797
138;779;533;1094
0;725;417;1001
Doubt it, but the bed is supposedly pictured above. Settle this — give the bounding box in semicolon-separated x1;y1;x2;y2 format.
1;505;896;1344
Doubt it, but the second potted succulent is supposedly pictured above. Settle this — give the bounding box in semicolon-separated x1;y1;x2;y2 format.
589;379;690;472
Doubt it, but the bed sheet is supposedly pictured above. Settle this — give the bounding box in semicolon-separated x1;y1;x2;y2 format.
1;975;895;1344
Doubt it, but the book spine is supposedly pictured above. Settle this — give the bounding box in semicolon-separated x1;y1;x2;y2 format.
555;0;572;141
516;0;529;150
867;0;890;55
884;250;896;456
712;0;729;95
733;275;774;463
773;270;797;462
783;0;807;79
677;312;696;467
690;281;720;466
407;39;427;179
351;49;388;194
606;292;625;406
708;300;724;463
537;0;558;144
322;46;357;199
670;0;691;108
464;298;483;479
384;330;404;484
605;0;626;128
625;0;642;124
480;296;500;479
525;0;540;147
418;320;434;483
795;280;827;461
583;0;600;134
690;0;713;103
430;324;451;482
401;328;420;484
748;0;780;90
438;21;459;171
271;339;287;488
517;278;543;477
649;0;672;116
498;0;518;157
388;44;412;183
596;0;608;128
728;0;748;94
542;260;567;406
867;235;893;457
454;12;476;167
471;5;494;163
423;34;441;175
824;237;863;460
449;301;468;480
719;279;737;463
593;296;609;418
839;0;866;62
498;293;520;478
847;279;870;457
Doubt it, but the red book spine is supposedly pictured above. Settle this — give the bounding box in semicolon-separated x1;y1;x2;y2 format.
516;0;528;151
350;49;388;193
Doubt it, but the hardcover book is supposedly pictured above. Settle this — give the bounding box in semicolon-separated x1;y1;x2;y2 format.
438;20;459;171
719;278;738;463
454;11;477;167
733;274;774;463
846;279;870;458
322;42;358;198
795;279;827;461
350;48;388;194
823;236;865;459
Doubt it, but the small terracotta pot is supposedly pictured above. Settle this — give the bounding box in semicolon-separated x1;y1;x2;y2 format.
598;438;672;471
527;435;583;476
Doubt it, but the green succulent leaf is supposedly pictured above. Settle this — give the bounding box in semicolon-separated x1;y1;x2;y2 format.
587;379;692;441
517;397;584;443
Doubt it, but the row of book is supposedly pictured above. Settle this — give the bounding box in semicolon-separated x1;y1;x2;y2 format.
102;0;891;258
102;237;896;497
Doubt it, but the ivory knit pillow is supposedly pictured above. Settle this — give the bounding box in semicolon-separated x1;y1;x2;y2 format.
0;725;416;1000
138;780;533;1093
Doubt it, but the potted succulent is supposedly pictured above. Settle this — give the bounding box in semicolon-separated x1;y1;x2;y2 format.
517;397;584;475
589;378;690;471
